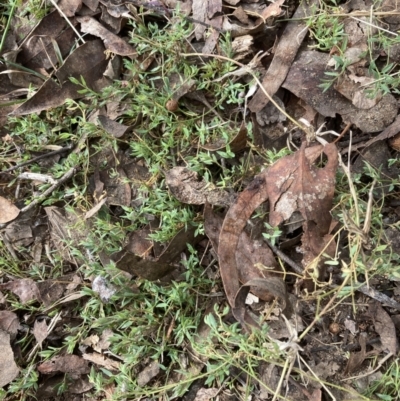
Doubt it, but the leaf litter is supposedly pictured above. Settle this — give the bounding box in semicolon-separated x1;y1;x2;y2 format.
1;0;400;399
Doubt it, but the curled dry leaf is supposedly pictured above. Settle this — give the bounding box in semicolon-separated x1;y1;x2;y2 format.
0;196;20;224
204;205;281;302
83;353;120;371
217;170;289;327
218;143;338;327
166;167;235;207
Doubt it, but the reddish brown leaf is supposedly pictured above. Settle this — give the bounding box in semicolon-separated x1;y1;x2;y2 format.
266;143;338;271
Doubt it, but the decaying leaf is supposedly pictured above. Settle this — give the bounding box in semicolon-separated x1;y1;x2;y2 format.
201;121;248;153
112;225;199;280
218;143;338;327
166;167;235;207
0;330;19;387
369;301;398;355
12;40;109;116
33;318;48;348
137;360;160;387
38;354;90;375
57;0;82;16
98;115;130;138
204;205;280;301
0;278;42;304
266;142;338;271
0;196;19;224
248;0;316;112
77;16;136;56
45;206;90;264
194;388;219;401
282;51;398;133
0;311;21;338
344;333;367;375
16;11;77;71
217;166;290;327
83;353;120;371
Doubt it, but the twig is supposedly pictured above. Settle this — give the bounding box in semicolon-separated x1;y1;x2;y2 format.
1;145;73;173
264;238;303;275
20;166;80;214
48;0;85;44
356;284;400;311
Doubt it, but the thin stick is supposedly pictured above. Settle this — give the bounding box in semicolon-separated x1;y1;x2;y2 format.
264;238;303;275
2;145;73;173
48;0;85;44
20;166;79;214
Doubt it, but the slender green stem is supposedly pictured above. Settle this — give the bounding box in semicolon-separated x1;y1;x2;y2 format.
0;0;18;54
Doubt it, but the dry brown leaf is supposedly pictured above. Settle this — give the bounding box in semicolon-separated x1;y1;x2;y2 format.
0;196;19;224
83;353;120;371
96;166;131;206
0;330;19;387
17;11;77;72
58;0;82;16
369;301;398;354
137;360;160;387
194;388;219;401
344;333;367;375
0;311;21;338
217;169;290;327
192;0;222;40
38;354;90;375
266;142;338;271
201;121;248;153
248;0;316;112
77;16;136;56
204;205;280;301
112;225;199;280
0;278;42;304
33;319;48;348
12;40;108;116
282;51;398;133
45;206;90;264
98;115;130;138
165;167;235;207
